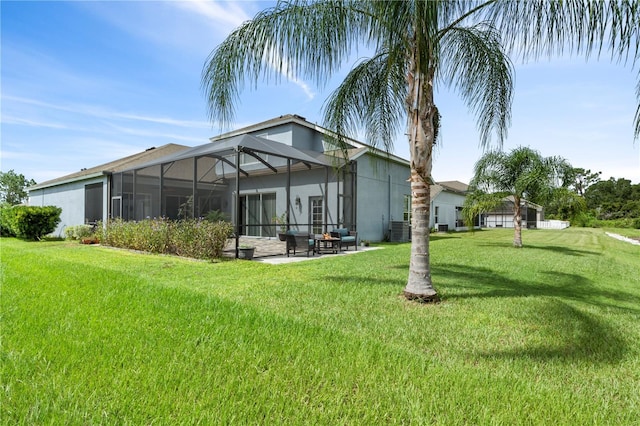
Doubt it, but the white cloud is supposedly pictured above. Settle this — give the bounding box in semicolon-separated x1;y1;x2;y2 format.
0;116;70;130
173;0;251;29
2;95;210;130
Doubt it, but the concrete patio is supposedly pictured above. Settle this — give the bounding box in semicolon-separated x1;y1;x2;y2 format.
224;236;380;264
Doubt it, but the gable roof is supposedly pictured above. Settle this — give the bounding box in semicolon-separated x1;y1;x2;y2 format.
437;180;469;193
430;180;469;201
126;133;338;174
212;114;410;167
29;143;190;191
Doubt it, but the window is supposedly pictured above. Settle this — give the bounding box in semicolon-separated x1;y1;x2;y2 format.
456;206;464;227
84;183;103;224
310;197;323;234
240;152;269;166
403;194;411;223
434;206;439;224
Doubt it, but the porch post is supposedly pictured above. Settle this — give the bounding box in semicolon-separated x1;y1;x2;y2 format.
336;167;340;229
324;167;329;233
192;157;197;219
286;159;291;231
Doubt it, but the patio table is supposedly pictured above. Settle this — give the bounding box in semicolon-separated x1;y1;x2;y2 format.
314;236;341;254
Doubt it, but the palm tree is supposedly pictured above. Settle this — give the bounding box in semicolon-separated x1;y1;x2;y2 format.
463;146;571;247
202;1;639;302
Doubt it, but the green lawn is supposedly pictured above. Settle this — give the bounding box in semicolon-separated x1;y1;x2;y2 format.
2;228;639;424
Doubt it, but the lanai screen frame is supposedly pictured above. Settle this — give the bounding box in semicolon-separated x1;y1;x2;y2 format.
114;134;352;258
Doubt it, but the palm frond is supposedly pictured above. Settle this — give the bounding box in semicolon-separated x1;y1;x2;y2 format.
201;0;371;127
322;50;406;152
438;22;514;148
486;0;640;139
486;0;638;60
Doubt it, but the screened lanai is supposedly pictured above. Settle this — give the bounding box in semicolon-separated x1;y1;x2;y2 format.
110;134;356;253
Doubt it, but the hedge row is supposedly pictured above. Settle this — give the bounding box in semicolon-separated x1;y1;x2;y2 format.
0;205;62;240
100;218;234;261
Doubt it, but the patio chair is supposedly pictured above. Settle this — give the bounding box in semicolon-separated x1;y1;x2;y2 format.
285;231;315;257
330;228;358;251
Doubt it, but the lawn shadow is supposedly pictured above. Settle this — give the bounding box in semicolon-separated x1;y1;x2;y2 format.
434;263;639;313
475;298;627;364
433;263;635;364
322;274;404;288
476;242;599;257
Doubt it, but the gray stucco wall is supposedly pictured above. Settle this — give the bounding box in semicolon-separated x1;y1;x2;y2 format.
28;176;108;237
252;122;342;153
236;166;343;234
355;154;411;242
430;191;467;230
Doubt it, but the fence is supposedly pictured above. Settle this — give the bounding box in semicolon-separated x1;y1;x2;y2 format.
536;220;570;230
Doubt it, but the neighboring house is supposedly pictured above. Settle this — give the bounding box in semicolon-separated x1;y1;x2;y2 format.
429;180;478;232
482;196;544;229
28;114;412;242
28;144;189;236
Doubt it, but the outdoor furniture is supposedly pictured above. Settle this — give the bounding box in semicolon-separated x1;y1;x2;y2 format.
285;231;315;257
330;228;358;251
314;235;341;255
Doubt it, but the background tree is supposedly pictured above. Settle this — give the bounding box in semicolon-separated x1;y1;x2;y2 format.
0;170;36;205
585;178;640;219
463;147;571;248
568;168;602;196
202;1;640;302
543;187;587;221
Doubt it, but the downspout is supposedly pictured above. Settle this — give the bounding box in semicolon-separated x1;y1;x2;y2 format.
235;147;241;259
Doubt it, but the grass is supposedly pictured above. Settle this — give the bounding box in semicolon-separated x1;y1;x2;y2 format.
1;228;639;424
604;227;640;239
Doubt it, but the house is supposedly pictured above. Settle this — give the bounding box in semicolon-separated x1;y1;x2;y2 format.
28;115;412;243
482;196;544;229
428;180;477;232
28;144;189;235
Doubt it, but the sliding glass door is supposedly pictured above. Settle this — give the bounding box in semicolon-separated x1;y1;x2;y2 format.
241;193;276;237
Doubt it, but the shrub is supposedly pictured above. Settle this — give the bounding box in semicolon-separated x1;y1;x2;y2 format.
101;218;234;261
570;211;596;228
3;206;62;240
588;217;640;229
65;224;95;240
0;203;16;237
205;209;229;223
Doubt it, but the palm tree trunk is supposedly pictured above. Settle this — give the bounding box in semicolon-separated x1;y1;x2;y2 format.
513;196;523;248
402;45;439;303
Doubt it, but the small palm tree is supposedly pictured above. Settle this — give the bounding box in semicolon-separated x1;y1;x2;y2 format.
463;146;571;247
202;1;639;302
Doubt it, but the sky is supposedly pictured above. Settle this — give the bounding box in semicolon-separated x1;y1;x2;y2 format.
2;1;639;187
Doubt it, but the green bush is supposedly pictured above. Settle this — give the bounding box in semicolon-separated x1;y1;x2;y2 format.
205;209;229;223
64;225;95;240
589;217;640;229
100;218;234;261
570;211;596;228
0;203;16;237
2;205;62;240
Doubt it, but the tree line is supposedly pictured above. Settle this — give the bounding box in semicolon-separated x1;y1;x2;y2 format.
545;169;640;226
